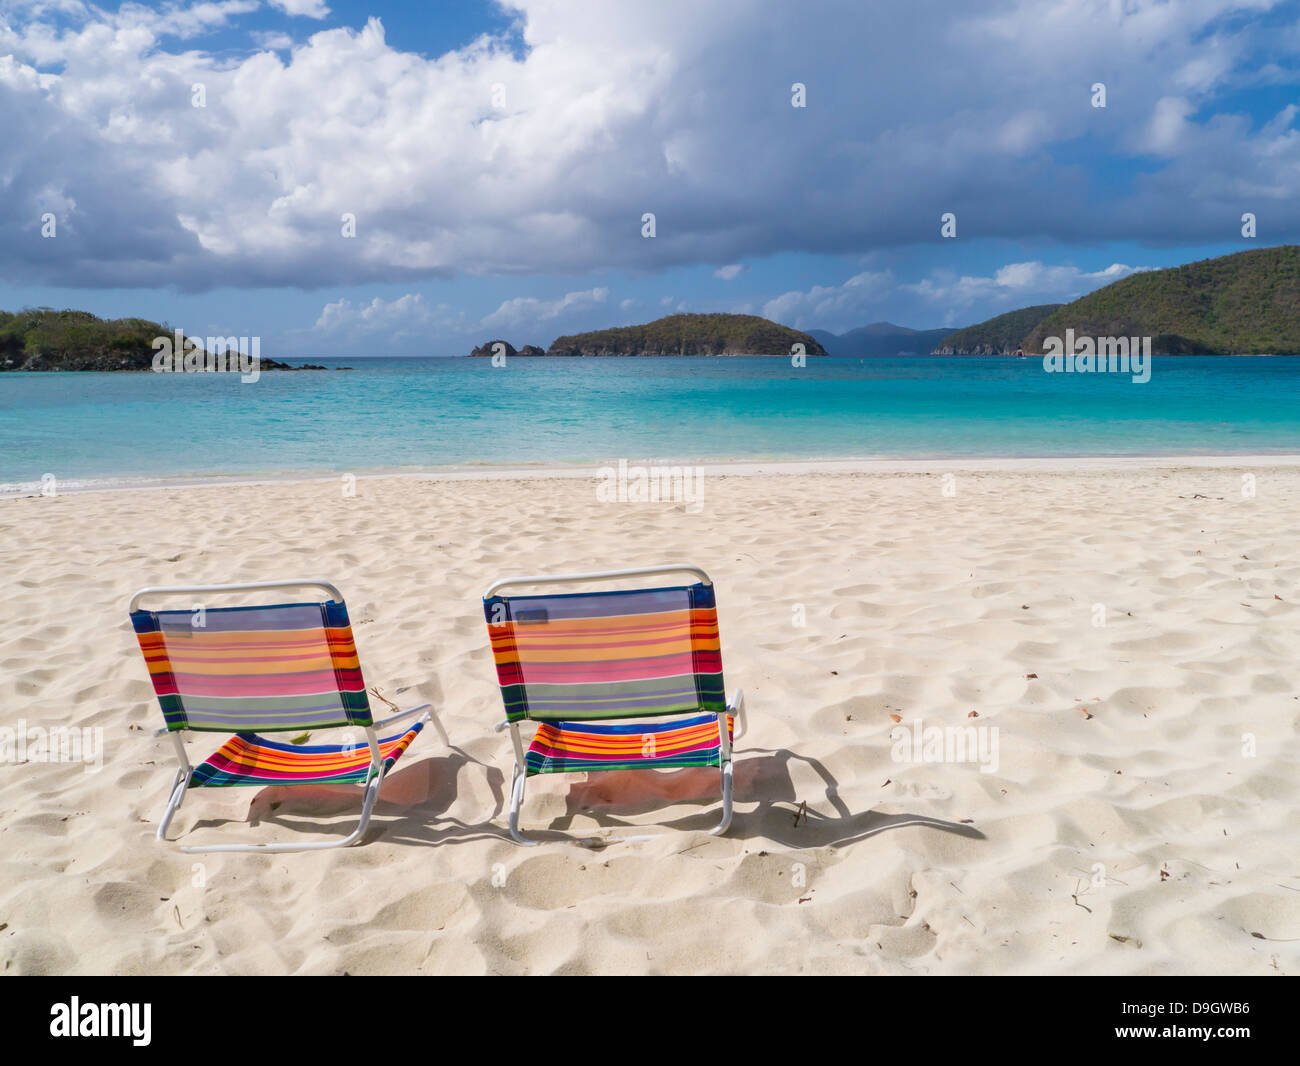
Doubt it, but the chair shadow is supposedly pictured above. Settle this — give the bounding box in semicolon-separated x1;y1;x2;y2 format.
180;744;983;850
528;745;985;847
182;745;510;848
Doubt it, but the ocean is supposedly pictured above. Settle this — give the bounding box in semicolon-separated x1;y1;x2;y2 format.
2;356;1299;492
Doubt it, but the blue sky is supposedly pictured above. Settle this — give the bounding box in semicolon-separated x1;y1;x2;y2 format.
1;0;1298;355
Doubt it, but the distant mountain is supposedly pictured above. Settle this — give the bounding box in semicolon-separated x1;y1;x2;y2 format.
1023;246;1300;354
933;305;1063;355
480;313;827;357
809;322;956;356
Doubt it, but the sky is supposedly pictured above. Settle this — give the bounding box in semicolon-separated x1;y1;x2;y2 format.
1;0;1298;355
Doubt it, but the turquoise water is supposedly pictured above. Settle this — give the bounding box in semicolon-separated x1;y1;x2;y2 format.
2;356;1299;490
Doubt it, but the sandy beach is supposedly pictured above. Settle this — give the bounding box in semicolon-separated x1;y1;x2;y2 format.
2;458;1298;976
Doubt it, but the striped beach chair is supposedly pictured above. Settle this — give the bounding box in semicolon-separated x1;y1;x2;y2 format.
129;579;442;853
483;564;747;844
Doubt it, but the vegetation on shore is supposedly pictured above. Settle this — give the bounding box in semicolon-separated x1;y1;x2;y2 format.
0;308;327;371
933;305;1063;355
936;246;1300;355
472;313;827;357
1021;246;1300;354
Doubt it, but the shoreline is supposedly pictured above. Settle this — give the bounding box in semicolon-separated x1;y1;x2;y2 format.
5;451;1300;499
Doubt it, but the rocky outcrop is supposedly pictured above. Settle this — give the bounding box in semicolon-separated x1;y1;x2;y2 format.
931;342;1014;356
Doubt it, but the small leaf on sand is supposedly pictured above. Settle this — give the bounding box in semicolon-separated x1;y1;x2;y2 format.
290;732;311;745
889;713;902;723
1026;673;1038;679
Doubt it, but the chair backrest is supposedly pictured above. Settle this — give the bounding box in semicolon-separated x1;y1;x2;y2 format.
483;582;724;722
130;599;373;732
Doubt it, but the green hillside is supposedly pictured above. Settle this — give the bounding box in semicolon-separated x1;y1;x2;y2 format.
1023;246;1300;354
0;308;314;371
933;305;1062;355
546;313;827;356
0;309;180;371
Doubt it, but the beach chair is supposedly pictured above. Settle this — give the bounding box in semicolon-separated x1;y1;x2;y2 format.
128;579;443;853
483;564;746;845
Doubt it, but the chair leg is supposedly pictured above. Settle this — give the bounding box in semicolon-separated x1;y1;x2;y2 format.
507;766;539;846
156;768;189;843
709;761;734;836
169;770;385;854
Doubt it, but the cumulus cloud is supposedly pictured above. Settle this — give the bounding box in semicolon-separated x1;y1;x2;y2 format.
0;0;1296;290
270;0;330;17
713;263;747;280
766;261;1150;332
252;31;296;51
763;271;895;329
480;287;609;331
309;293;466;347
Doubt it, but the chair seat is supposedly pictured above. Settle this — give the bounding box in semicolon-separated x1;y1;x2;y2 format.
189;723;424;787
525;713;733;776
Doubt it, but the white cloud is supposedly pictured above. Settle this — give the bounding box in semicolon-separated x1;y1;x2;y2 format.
1144;96;1195;154
252;31;296;51
763;271;895;329
713;263;747;280
902;261;1148;317
479;287;609;331
310;293;465;340
270;0;331;17
766;261;1151;332
0;0;1295;289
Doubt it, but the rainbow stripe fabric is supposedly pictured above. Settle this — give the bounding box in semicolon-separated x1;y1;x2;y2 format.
483;583;725;722
525;713;733;775
130;600;373;732
189;723;424;787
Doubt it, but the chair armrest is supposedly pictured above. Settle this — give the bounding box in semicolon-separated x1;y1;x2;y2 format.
727;689;747;740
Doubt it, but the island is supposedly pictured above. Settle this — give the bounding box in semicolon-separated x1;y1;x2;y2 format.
0;309;341;371
934;246;1300;355
469;312;827;357
468;340;545;359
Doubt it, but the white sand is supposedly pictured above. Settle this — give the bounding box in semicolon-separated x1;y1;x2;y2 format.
1;459;1298;975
